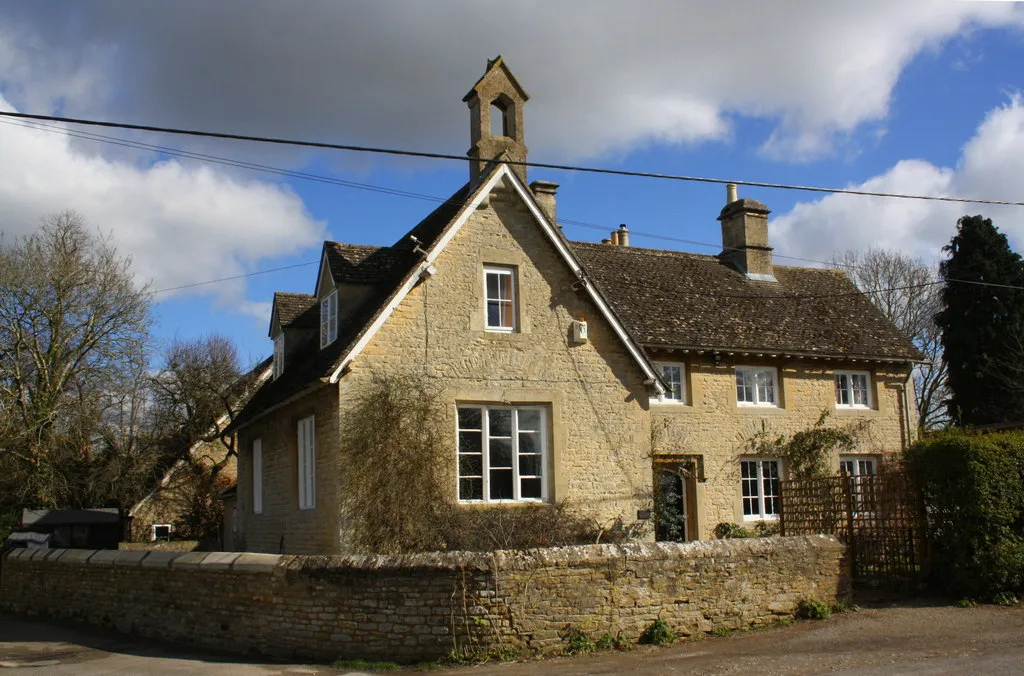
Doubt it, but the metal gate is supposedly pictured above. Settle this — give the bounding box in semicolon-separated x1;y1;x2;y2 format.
780;468;926;590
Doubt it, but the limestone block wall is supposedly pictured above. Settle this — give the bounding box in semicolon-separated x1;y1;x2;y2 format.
343;186;653;532
0;535;848;663
650;356;914;539
235;385;341;554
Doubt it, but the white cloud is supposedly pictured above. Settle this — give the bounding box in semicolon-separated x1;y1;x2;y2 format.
772;95;1024;265
0;1;1021;163
0;95;325;314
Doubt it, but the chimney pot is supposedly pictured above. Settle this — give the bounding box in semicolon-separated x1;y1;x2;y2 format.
726;183;738;204
617;224;630;247
610;230;620;246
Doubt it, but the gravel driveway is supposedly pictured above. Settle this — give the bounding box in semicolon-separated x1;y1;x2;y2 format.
2;603;1023;675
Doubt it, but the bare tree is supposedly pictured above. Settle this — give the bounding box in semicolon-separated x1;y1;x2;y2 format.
832;248;948;430
150;334;256;457
0;211;152;507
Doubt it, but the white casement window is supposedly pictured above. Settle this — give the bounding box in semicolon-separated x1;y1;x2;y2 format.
272;334;284;380
457;405;546;502
252;438;263;515
653;362;686;404
835;371;871;408
840;455;876;513
736;367;778;406
297;415;316;510
839;456;876;477
483;266;516;332
741;459;781;520
150;524;173;541
320;289;338;348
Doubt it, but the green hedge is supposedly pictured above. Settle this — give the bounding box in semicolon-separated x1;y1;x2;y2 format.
905;430;1024;599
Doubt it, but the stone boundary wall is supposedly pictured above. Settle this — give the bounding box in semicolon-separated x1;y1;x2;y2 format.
0;535;848;662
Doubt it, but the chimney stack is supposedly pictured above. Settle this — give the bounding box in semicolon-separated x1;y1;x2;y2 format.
530;180;559;224
717;184;775;281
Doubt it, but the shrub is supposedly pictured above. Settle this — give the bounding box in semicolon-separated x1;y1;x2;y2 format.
638;618;676;645
439;501;611;552
905;430;1024;598
993;591;1019;606
561;626;595;655
713;522;756;539
595;632;631;651
795;600;832;620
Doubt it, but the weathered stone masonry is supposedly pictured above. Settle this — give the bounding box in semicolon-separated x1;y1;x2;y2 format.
1;535;848;661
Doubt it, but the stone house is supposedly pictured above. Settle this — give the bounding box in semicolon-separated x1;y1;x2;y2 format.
129;361;271;544
228;57;920;554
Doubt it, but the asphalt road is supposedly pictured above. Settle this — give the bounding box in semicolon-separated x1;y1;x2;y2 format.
2;603;1024;675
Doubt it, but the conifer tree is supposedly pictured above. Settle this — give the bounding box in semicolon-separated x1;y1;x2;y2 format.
936;215;1024;426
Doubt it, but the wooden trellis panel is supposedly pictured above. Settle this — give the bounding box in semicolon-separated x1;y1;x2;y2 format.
780;468;925;590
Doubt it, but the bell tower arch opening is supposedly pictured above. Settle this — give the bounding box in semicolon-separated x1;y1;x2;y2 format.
464;56;530;185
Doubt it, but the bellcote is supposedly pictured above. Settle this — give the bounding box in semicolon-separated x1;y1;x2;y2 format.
464;56;529;185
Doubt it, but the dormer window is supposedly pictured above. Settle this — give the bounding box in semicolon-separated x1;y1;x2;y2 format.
273;334;284;380
320;290;338;348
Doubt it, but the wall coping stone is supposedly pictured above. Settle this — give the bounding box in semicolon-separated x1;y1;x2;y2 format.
232;553;281;573
201;552;241;570
10;535;843;577
59;549;95;564
170;552;210;568
282;535;842;574
113;551;149;568
86;550;120;566
140;551;181;569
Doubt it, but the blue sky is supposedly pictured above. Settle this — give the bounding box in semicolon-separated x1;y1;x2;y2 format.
1;1;1023;367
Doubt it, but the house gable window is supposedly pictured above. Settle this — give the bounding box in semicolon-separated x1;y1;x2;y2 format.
252;438;263;515
653;362;686;404
273;334;284;380
457;405;546;502
320;289;338;349
736;367;778;406
835;370;871;408
740;458;781;520
483;266;516;332
297;415;316;510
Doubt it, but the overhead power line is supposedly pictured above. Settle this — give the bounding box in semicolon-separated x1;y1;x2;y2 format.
0;116;860;269
2;109;1023;207
5;115;1024;297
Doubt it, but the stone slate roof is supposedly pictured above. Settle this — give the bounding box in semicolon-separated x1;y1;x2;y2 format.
272;292;317;333
231;166;920;431
229;182;476;431
324;243;406;285
571;242;921;361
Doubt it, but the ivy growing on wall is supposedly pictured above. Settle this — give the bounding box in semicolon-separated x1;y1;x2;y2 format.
746;411;864;480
